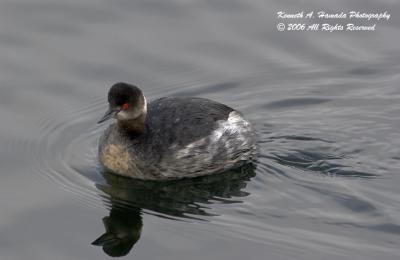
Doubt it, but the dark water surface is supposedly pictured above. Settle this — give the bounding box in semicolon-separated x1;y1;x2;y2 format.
1;0;400;259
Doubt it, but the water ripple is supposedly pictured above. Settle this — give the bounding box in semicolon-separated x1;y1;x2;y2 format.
31;98;105;210
30;94;258;219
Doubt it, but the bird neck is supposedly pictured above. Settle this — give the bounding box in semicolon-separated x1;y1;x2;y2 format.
117;113;146;136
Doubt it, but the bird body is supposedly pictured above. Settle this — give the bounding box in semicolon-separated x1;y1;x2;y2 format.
98;83;256;180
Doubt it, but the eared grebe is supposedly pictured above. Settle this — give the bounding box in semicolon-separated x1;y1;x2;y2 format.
97;82;257;180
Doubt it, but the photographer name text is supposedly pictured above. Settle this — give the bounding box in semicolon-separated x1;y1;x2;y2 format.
276;10;390;32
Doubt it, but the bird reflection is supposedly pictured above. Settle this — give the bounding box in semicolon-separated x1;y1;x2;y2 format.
92;164;256;257
92;207;142;257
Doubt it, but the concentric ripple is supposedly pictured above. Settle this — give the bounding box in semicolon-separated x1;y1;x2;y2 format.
31;97;106;210
29;95;259;217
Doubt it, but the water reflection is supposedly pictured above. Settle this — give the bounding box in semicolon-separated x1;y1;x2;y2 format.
92;207;142;257
92;164;256;257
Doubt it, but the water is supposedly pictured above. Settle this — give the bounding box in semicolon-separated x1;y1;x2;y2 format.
1;0;400;259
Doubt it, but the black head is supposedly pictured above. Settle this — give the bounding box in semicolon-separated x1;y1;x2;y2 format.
98;82;147;124
107;82;142;108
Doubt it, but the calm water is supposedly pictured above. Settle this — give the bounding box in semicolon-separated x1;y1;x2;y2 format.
1;0;400;259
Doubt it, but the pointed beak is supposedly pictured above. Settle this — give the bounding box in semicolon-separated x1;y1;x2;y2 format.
97;108;119;124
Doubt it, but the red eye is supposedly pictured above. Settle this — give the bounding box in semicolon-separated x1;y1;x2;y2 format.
122;103;129;110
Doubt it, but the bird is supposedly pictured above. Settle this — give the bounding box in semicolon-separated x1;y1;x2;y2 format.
97;82;257;180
